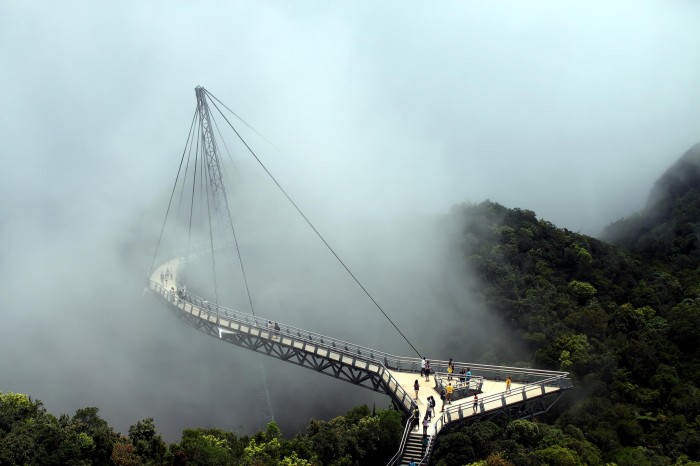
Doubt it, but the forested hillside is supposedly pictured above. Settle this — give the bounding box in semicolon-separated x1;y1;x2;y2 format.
0;394;403;465
603;143;700;271
431;146;700;465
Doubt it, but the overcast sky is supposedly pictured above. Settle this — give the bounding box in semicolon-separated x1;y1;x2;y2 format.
1;0;700;440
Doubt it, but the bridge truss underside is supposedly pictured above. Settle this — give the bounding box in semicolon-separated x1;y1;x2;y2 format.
441;390;565;432
149;291;415;414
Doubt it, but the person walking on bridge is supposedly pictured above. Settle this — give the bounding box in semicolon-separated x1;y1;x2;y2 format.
424;360;431;381
506;376;512;394
446;383;453;404
422;415;430;436
414;379;420;400
420;357;426;377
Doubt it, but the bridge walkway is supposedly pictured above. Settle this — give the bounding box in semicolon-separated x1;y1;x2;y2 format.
148;259;572;465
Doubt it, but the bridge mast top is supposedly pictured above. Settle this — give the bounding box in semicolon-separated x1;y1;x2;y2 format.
195;86;228;214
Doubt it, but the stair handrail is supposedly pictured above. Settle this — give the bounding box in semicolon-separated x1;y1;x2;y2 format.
386;412;417;466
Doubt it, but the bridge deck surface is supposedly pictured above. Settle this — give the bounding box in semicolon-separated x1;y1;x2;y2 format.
388;370;543;432
150;258;567;437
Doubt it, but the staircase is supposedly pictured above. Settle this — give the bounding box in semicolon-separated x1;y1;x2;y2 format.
399;431;432;465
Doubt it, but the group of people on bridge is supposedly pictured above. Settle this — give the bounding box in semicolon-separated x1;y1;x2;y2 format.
420;357;472;383
159;268;173;286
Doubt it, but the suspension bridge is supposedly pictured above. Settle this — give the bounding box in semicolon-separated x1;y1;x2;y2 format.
145;87;573;465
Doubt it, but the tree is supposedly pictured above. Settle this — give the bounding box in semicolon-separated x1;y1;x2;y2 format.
111;436;142;466
128;417;167;464
69;407;117;465
176;428;235;466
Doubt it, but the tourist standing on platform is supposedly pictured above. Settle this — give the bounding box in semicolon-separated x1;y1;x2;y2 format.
440;388;446;411
413;406;420;431
446;383;453;404
428;396;436;416
422;415;430;435
466;367;472;382
473;394;479;413
459;367;467;383
420;357;426;377
447;358;454;380
424;360;431;381
506;376;512;393
414;379;420;400
421;435;429;455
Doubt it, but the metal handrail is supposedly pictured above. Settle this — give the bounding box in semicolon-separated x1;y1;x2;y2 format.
151;258;570;380
150;279;417;412
431;374;571;435
433;372;484;397
386;412;417;466
151;278;569;381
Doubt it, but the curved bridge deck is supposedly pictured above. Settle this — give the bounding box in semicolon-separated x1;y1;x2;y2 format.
148;259;572;465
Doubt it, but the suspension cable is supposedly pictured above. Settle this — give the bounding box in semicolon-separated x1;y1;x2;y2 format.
184;118;202;286
201;131;220;306
206;90;422;358
147;109;198;281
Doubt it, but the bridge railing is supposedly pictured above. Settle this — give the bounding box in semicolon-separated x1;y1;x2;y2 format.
150;262;570;384
149;279;571;390
386;410;418;466
148;279;417;413
433;372;484;400
155;281;410;363
432;374;572;432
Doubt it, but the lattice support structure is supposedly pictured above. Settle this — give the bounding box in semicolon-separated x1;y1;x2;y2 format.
149;287;415;415
195;86;228;214
440;390;565;433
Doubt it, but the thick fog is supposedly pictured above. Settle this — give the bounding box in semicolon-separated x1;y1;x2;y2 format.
2;1;700;441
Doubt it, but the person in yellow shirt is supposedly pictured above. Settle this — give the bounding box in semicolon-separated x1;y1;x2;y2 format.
446;383;454;404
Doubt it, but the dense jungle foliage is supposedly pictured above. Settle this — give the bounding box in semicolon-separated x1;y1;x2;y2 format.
431;144;700;466
3;145;700;465
0;395;403;465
